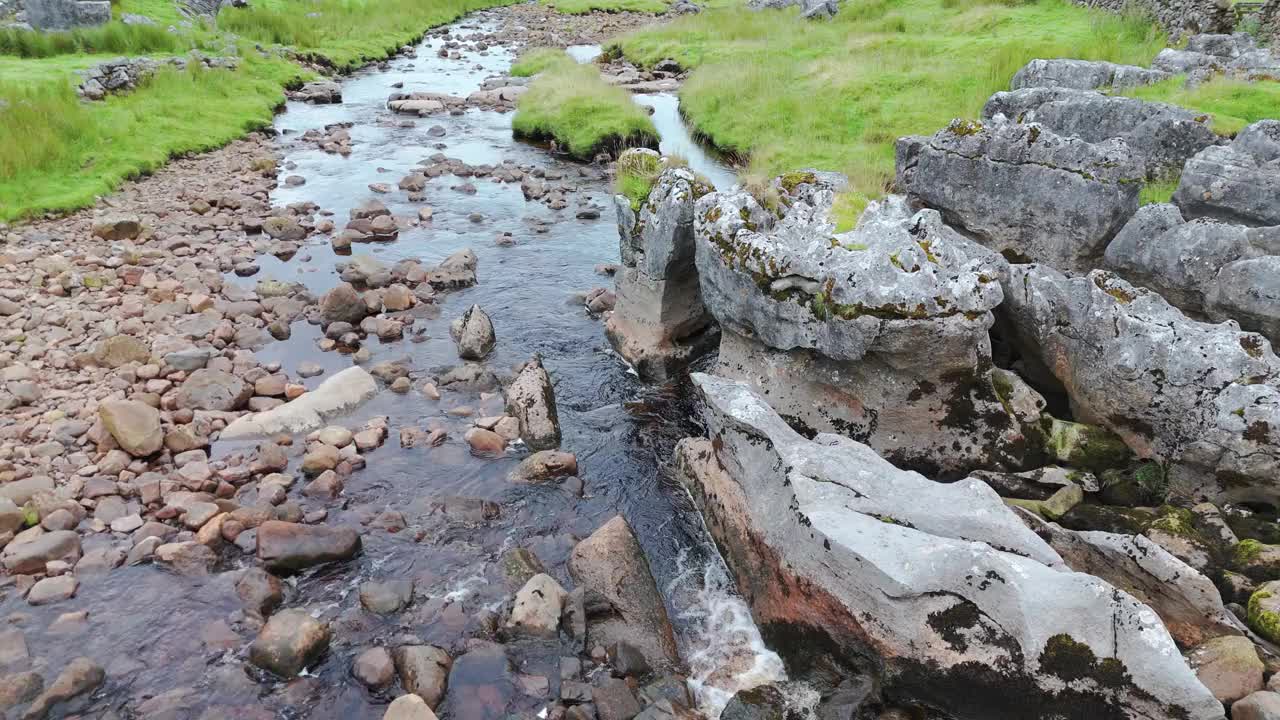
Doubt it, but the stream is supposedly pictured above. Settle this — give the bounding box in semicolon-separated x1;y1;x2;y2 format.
0;9;780;720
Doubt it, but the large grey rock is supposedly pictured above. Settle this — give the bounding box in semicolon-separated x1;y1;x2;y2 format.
896;120;1142;272
747;0;837;17
1010;58;1168;91
676;373;1224;720
1000;264;1280;505
694;179;1042;476
1021;511;1243;648
1152;48;1224;74
449;304;494;361
1175;121;1280;227
981;87;1217;178
606;164;718;380
568;516;680;672
24;0;110;29
1104;203;1280;343
175;368;251;411
504;357;560;451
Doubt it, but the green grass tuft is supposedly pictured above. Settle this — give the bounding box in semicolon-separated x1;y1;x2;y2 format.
218;0;518;70
1139;175;1179;205
0;21;202;57
512;51;658;159
615;0;1170;209
615;148;664;209
540;0;668;14
510;46;572;77
1126;75;1280;138
0;55;304;222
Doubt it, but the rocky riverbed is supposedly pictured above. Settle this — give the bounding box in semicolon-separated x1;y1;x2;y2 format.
0;7;787;720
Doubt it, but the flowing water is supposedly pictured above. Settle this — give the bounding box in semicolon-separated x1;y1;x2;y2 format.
3;10;780;719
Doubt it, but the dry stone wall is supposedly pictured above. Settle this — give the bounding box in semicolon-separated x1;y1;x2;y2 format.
1074;0;1233;39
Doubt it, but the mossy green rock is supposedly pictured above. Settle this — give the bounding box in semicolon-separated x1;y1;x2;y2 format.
1247;581;1280;644
1043;416;1133;472
1235;539;1280;581
1058;503;1155;535
1227;514;1280;545
1041;484;1084;521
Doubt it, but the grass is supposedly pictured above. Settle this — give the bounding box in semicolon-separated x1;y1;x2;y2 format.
511;47;569;77
615;148;665;209
1139;175;1179;205
0;0;517;222
540;0;668;14
512;50;658;159
614;0;1171;215
0;55;302;221
217;0;518;70
1127;75;1280;138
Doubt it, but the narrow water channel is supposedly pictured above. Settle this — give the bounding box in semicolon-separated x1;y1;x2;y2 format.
0;10;779;720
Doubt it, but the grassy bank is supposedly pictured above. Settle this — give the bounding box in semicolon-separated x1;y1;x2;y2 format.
511;50;658;159
1128;75;1280;137
614;0;1171;214
219;0;518;70
540;0;669;14
0;0;516;223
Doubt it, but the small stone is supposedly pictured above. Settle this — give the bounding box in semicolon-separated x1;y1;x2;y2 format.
26;575;78;606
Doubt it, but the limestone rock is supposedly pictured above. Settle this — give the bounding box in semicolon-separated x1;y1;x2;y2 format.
676;372;1223;720
504;357;561;450
507;573;567;636
896;120;1142;272
605;165;717;380
568;516;680;672
1000;265;1280;505
450;304;495;360
97;399;162;457
695;183;1039;476
220;367;378;438
249;609;330;677
1009;58;1168;91
1175;121;1280;227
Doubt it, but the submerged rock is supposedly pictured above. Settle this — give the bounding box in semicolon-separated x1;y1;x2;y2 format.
606;163;718;380
675;372;1224;720
504;356;561;450
896;119;1142;272
1000;265;1280;505
695;177;1041;476
568;516;680;672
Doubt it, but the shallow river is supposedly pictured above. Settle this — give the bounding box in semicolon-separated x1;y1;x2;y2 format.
4;10;782;720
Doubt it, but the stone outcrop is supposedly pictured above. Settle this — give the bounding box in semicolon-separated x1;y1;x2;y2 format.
21;0;107;29
1174;120;1280;227
504;356;561;450
676;372;1224;720
896;119;1143;272
1069;0;1232;40
1104;203;1280;342
1000;264;1280;505
981;87;1217;178
1009;58;1167;91
605;159;717;380
76;55;238;101
695;174;1044;476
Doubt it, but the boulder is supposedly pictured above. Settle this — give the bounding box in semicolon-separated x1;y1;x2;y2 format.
1175;121;1280;227
1187;635;1264;704
1023;514;1242;648
507;573;568;636
1009;58;1168;91
1000;265;1280;505
676;373;1224;720
450;304;495;360
175;368;251;411
895;120;1142;272
504;357;561;450
694;179;1042;476
256;520;361;572
220;367;378;438
393;645;451;708
427;249;478;290
1234;691;1280;720
568;516;680;672
97;399;162;457
249;609;330;677
320;282;369;326
981;87;1216;178
606;165;718;380
2;530;82;574
384;694;439;720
